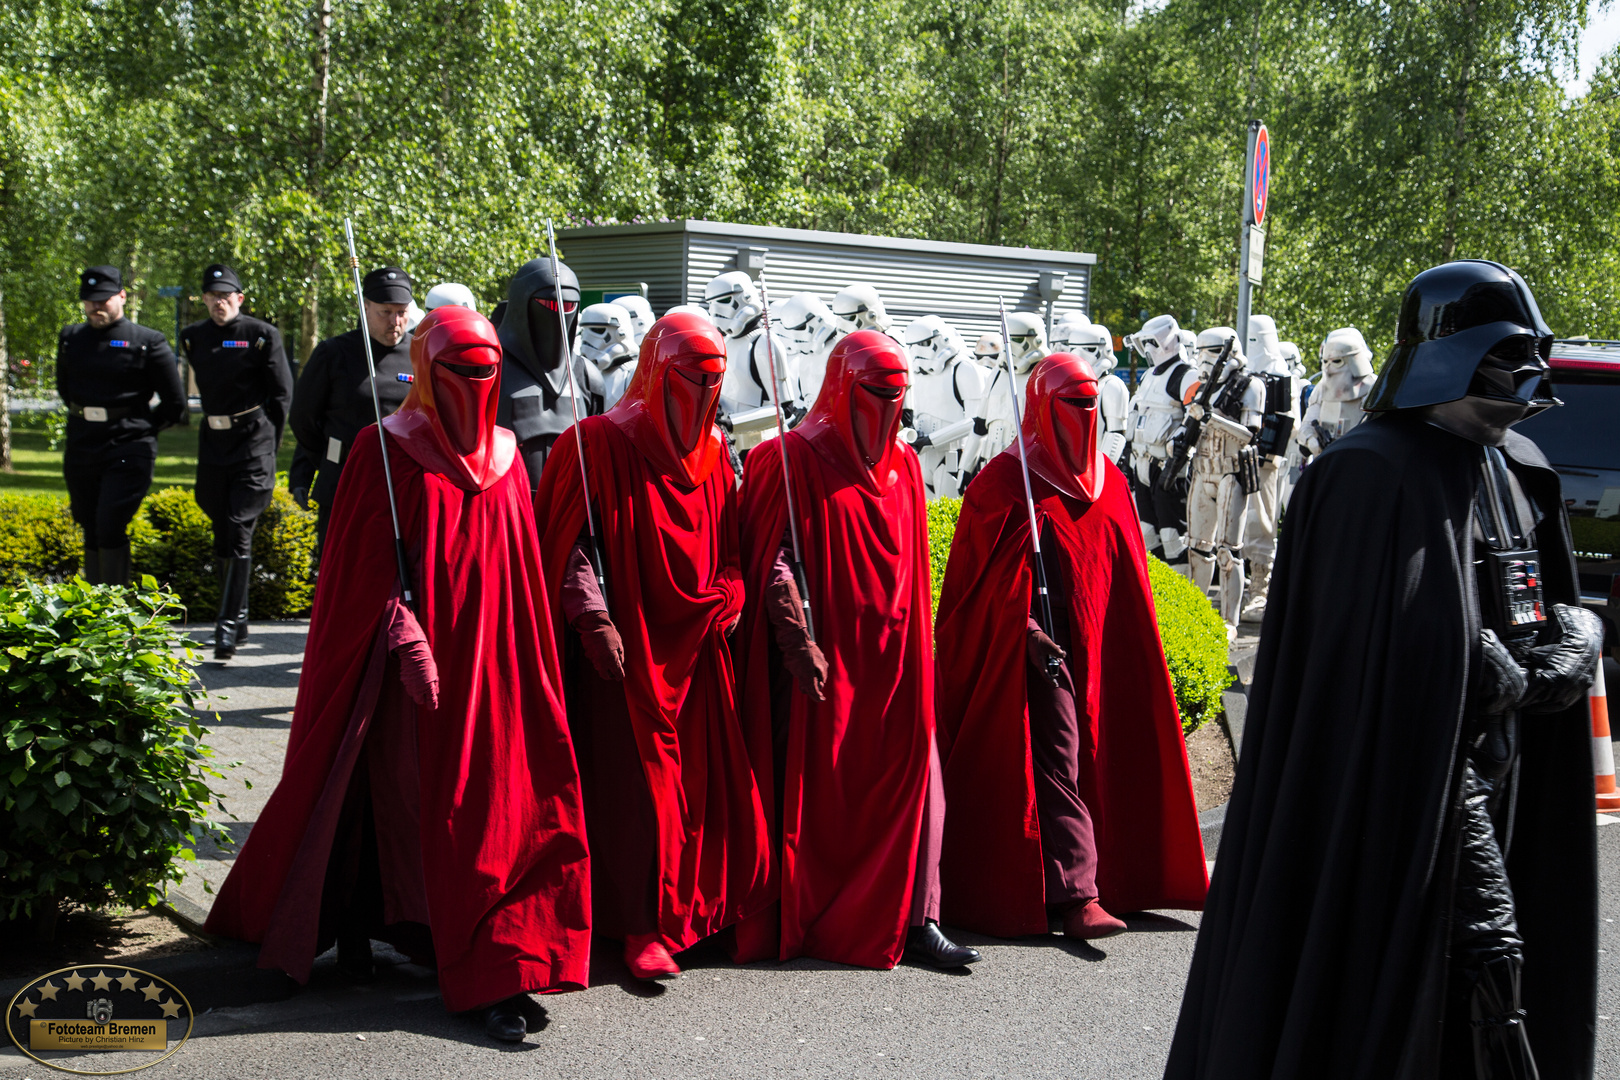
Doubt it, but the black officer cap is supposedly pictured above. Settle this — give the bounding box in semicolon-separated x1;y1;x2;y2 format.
79;265;123;301
202;263;243;294
1365;260;1553;412
362;266;413;305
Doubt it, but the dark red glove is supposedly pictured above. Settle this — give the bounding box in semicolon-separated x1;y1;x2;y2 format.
765;578;827;701
1026;627;1065;687
573;609;626;682
396;639;440;709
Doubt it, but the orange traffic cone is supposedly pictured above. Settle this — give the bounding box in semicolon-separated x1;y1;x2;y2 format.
1593;659;1620;813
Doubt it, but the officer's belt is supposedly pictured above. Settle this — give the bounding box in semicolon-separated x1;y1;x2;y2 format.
205;405;263;430
67;401;135;422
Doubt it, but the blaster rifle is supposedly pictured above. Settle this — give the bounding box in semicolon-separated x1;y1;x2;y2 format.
1157;336;1233;494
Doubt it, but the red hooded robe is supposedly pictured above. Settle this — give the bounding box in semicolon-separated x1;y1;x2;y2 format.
935;352;1207;937
206;307;592;1010
736;330;935;969
532;312;774;952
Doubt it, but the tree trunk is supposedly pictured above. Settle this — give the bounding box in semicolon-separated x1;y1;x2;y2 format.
990;38;1012;243
1442;2;1478;263
0;280;11;471
302;0;333;363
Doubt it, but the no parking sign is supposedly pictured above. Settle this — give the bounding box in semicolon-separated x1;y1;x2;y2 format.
1248;123;1270;227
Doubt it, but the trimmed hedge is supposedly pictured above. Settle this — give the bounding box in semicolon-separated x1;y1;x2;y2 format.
925;496;1233;733
0;488;318;618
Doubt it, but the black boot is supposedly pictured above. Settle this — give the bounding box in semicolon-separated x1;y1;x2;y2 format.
483;995;529;1042
335;929;375;983
100;544;132;587
1470;956;1539;1079
905;919;981;969
80;547;102;585
214;557;251;660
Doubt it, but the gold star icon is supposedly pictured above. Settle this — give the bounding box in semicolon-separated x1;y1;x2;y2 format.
63;971;87;992
115;971;140;993
36;980;60;1001
89;971;112;991
15;997;38;1019
140;981;164;1002
159;999;182;1019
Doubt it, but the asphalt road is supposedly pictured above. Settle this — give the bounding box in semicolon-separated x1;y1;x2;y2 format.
3;824;1614;1079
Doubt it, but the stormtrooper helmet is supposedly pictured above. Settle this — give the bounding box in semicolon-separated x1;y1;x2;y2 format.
1246;314;1282;367
1279;341;1306;379
578;303;635;371
972;334;1003;368
1177;328;1197;363
1063;322;1117;376
664;303;716;323
774;292;839;357
704;271;762;338
1048;311;1093;352
830;284;891;334
1194;326;1245;382
901;315;966;375
404;301;426;333
424;282;478;313
1131;314;1184;366
1320;327;1374;379
1004;311;1048;373
613;294;655;345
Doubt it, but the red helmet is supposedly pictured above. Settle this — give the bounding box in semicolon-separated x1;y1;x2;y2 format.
1021;352;1105;501
796;329;912;493
384;305;512;491
608;311;728;487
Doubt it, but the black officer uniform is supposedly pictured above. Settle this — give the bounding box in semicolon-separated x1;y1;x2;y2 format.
288;267;413;545
178;263;292;659
56;265;187;586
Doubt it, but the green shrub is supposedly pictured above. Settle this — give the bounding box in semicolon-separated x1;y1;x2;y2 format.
0;578;237;920
925;496;1233;733
129;486;318;619
0;494;83;585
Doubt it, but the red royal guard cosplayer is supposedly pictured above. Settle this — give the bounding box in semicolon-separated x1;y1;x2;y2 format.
533;310;774;982
733;329;980;970
206;305;591;1042
934;352;1207;941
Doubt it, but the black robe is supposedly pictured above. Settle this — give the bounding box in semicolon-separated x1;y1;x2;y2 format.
1164;413;1597;1080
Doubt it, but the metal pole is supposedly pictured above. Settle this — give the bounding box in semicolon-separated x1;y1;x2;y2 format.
343;218;414;607
545;219;606;604
759;283;815;641
1237;119;1262;346
998;296;1060;682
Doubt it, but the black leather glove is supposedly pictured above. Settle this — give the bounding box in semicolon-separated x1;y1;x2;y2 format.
291;487;310;510
1514;603;1603;714
1476;629;1528;717
912;430;933;449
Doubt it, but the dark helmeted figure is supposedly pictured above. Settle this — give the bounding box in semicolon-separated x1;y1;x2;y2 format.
494;256;603;491
179;263;292;659
1165;260;1603;1080
289;266;414;546
56;265;187;586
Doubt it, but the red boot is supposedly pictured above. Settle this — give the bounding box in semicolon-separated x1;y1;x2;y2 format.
624;934;681;981
1062;898;1127;940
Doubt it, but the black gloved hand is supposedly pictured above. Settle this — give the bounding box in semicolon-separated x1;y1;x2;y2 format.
912;430;933;449
1476;629;1527;717
1515;603;1603;714
291;487;310;510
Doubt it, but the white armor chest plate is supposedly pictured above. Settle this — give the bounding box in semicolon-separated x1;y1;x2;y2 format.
911;367;966;434
1131;363;1186;453
1194;412;1255;475
1100;372;1129;433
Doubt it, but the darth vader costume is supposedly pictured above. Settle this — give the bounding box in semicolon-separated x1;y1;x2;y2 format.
496;255;604;490
208;306;591;1043
1165;261;1601;1080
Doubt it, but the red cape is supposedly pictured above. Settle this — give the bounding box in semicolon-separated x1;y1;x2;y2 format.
736;434;934;968
206;428;591;1009
935;452;1206;937
533;417;773;951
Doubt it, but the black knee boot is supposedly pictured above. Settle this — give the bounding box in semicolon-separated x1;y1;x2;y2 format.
80;547;102;584
214;557;251;660
1470;955;1538;1079
100;544;132;588
233;556;252;643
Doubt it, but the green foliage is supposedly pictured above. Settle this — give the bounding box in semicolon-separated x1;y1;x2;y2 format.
925;496;1233;732
0;493;83;585
1145;553;1235;734
0;577;236;919
131;487;317;619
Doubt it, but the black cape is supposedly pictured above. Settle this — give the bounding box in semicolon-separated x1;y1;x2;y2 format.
1164;413;1597;1080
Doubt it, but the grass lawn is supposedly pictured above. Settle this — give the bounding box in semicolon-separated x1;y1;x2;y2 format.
1;422;298;497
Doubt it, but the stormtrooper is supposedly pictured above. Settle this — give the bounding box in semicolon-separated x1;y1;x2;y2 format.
704;271;797;448
1053;315;1128;466
1180;327;1264;637
424;282;479;313
899;315;989;499
772;292;840;410
495;255;603;492
613;294;655;349
975;311;1049;473
577;302;638;409
1124;315;1197;570
1302;326;1376;455
971;334;1003;369
1238;314;1302;624
829;283;892;338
